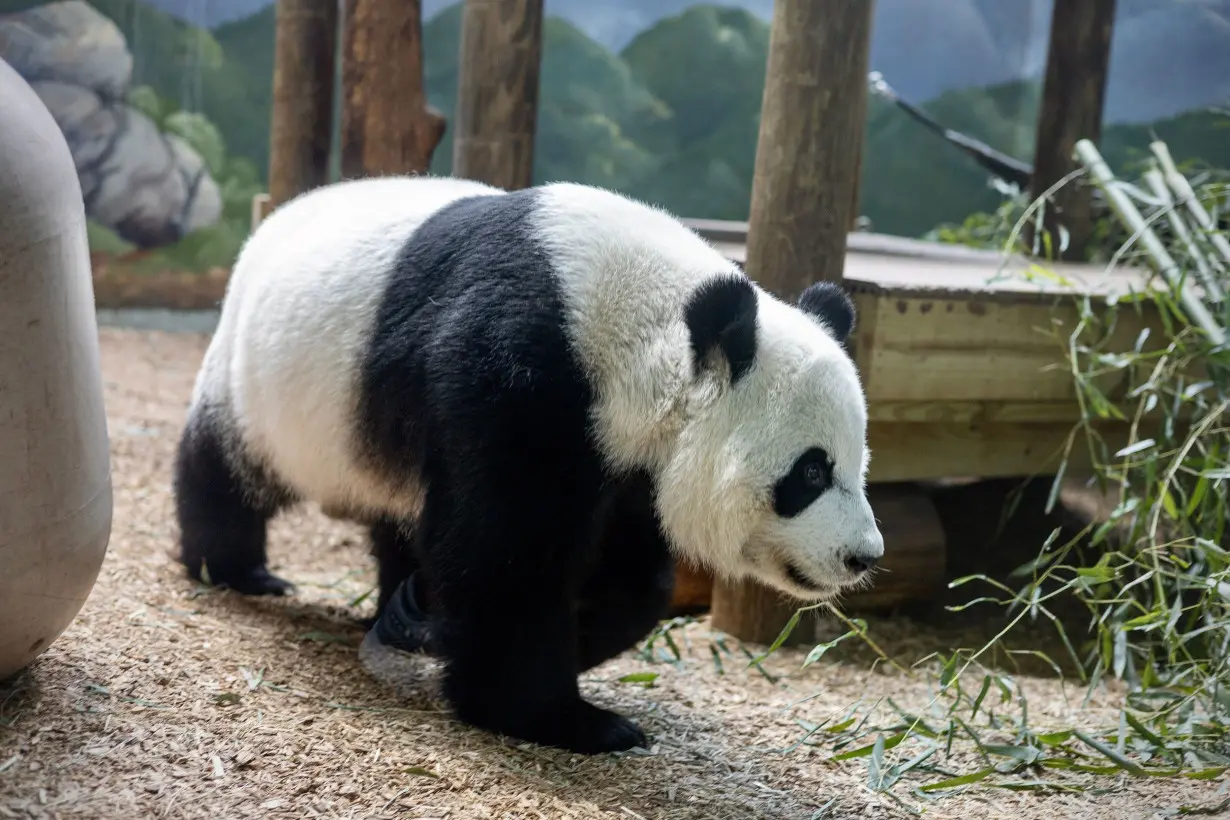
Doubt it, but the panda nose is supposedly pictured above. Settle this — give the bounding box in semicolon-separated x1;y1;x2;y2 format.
843;551;879;574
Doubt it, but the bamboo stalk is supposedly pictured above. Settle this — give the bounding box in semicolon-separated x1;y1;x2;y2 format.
1142;169;1224;303
1151;140;1230;272
1074;139;1225;346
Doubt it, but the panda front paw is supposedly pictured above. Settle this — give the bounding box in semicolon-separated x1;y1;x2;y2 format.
565;702;648;754
495;699;648;755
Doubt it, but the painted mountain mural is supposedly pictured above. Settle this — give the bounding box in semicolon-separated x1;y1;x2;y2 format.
0;0;1226;272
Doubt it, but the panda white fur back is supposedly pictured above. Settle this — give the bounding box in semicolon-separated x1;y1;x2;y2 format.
191;176;502;518
174;175;883;755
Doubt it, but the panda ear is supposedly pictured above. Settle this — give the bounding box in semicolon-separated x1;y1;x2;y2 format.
684;275;758;385
798;282;856;344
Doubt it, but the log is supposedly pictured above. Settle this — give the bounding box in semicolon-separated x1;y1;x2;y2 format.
451;0;544;190
710;573;812;646
1028;0;1117;260
341;0;446;178
268;0;339;208
743;0;875;302
709;0;876;645
669;560;715;616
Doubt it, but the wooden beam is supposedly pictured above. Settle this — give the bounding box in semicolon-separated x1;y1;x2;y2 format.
1029;0;1117;260
268;0;339;208
452;0;544;190
743;0;874;302
340;0;446;179
865;419;1149;484
710;0;876;645
848;290;1168;409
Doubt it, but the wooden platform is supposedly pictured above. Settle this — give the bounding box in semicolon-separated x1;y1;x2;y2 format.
685;218;1166;483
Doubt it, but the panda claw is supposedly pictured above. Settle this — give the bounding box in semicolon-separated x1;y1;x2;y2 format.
591;712;649;754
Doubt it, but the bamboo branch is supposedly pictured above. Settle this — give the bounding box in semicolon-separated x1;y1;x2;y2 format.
1073;139;1225;346
1151;140;1230;272
1142;168;1225;303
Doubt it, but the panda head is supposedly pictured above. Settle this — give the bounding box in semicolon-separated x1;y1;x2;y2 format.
657;274;884;602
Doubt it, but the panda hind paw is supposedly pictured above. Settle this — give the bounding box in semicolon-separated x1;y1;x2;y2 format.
195;563;296;597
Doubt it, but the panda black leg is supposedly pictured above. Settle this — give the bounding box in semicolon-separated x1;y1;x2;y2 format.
369;517;423;619
576;475;676;673
173;410;295;596
421;479;647;755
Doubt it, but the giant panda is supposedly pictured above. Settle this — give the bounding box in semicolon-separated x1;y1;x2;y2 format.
172;175;885;755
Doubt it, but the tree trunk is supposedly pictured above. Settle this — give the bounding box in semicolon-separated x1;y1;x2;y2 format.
451;0;544;190
268;0;338;207
1029;0;1117;261
709;0;875;645
341;0;446;178
743;0;875;303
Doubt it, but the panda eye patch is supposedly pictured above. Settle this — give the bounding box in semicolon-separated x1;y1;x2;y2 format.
773;447;833;518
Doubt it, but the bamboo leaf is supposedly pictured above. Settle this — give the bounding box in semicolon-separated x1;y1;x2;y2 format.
832;732;908;761
1075;730;1148;776
918;767;996;793
1116;439;1157;458
867;734;887;790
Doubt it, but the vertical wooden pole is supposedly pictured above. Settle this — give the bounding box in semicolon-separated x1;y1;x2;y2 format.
341;0;447;179
709;0;876;646
1029;0;1117;261
742;0;874;304
452;0;544;190
268;0;338;208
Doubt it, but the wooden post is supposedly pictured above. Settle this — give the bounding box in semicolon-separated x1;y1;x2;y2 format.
709;0;876;646
742;0;874;304
268;0;338;208
341;0;447;178
451;0;544;190
1029;0;1117;261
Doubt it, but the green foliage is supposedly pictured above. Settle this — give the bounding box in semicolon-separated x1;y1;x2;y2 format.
125;84;170;126
163;110;227;177
925;195;1032;249
85;219;134;254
